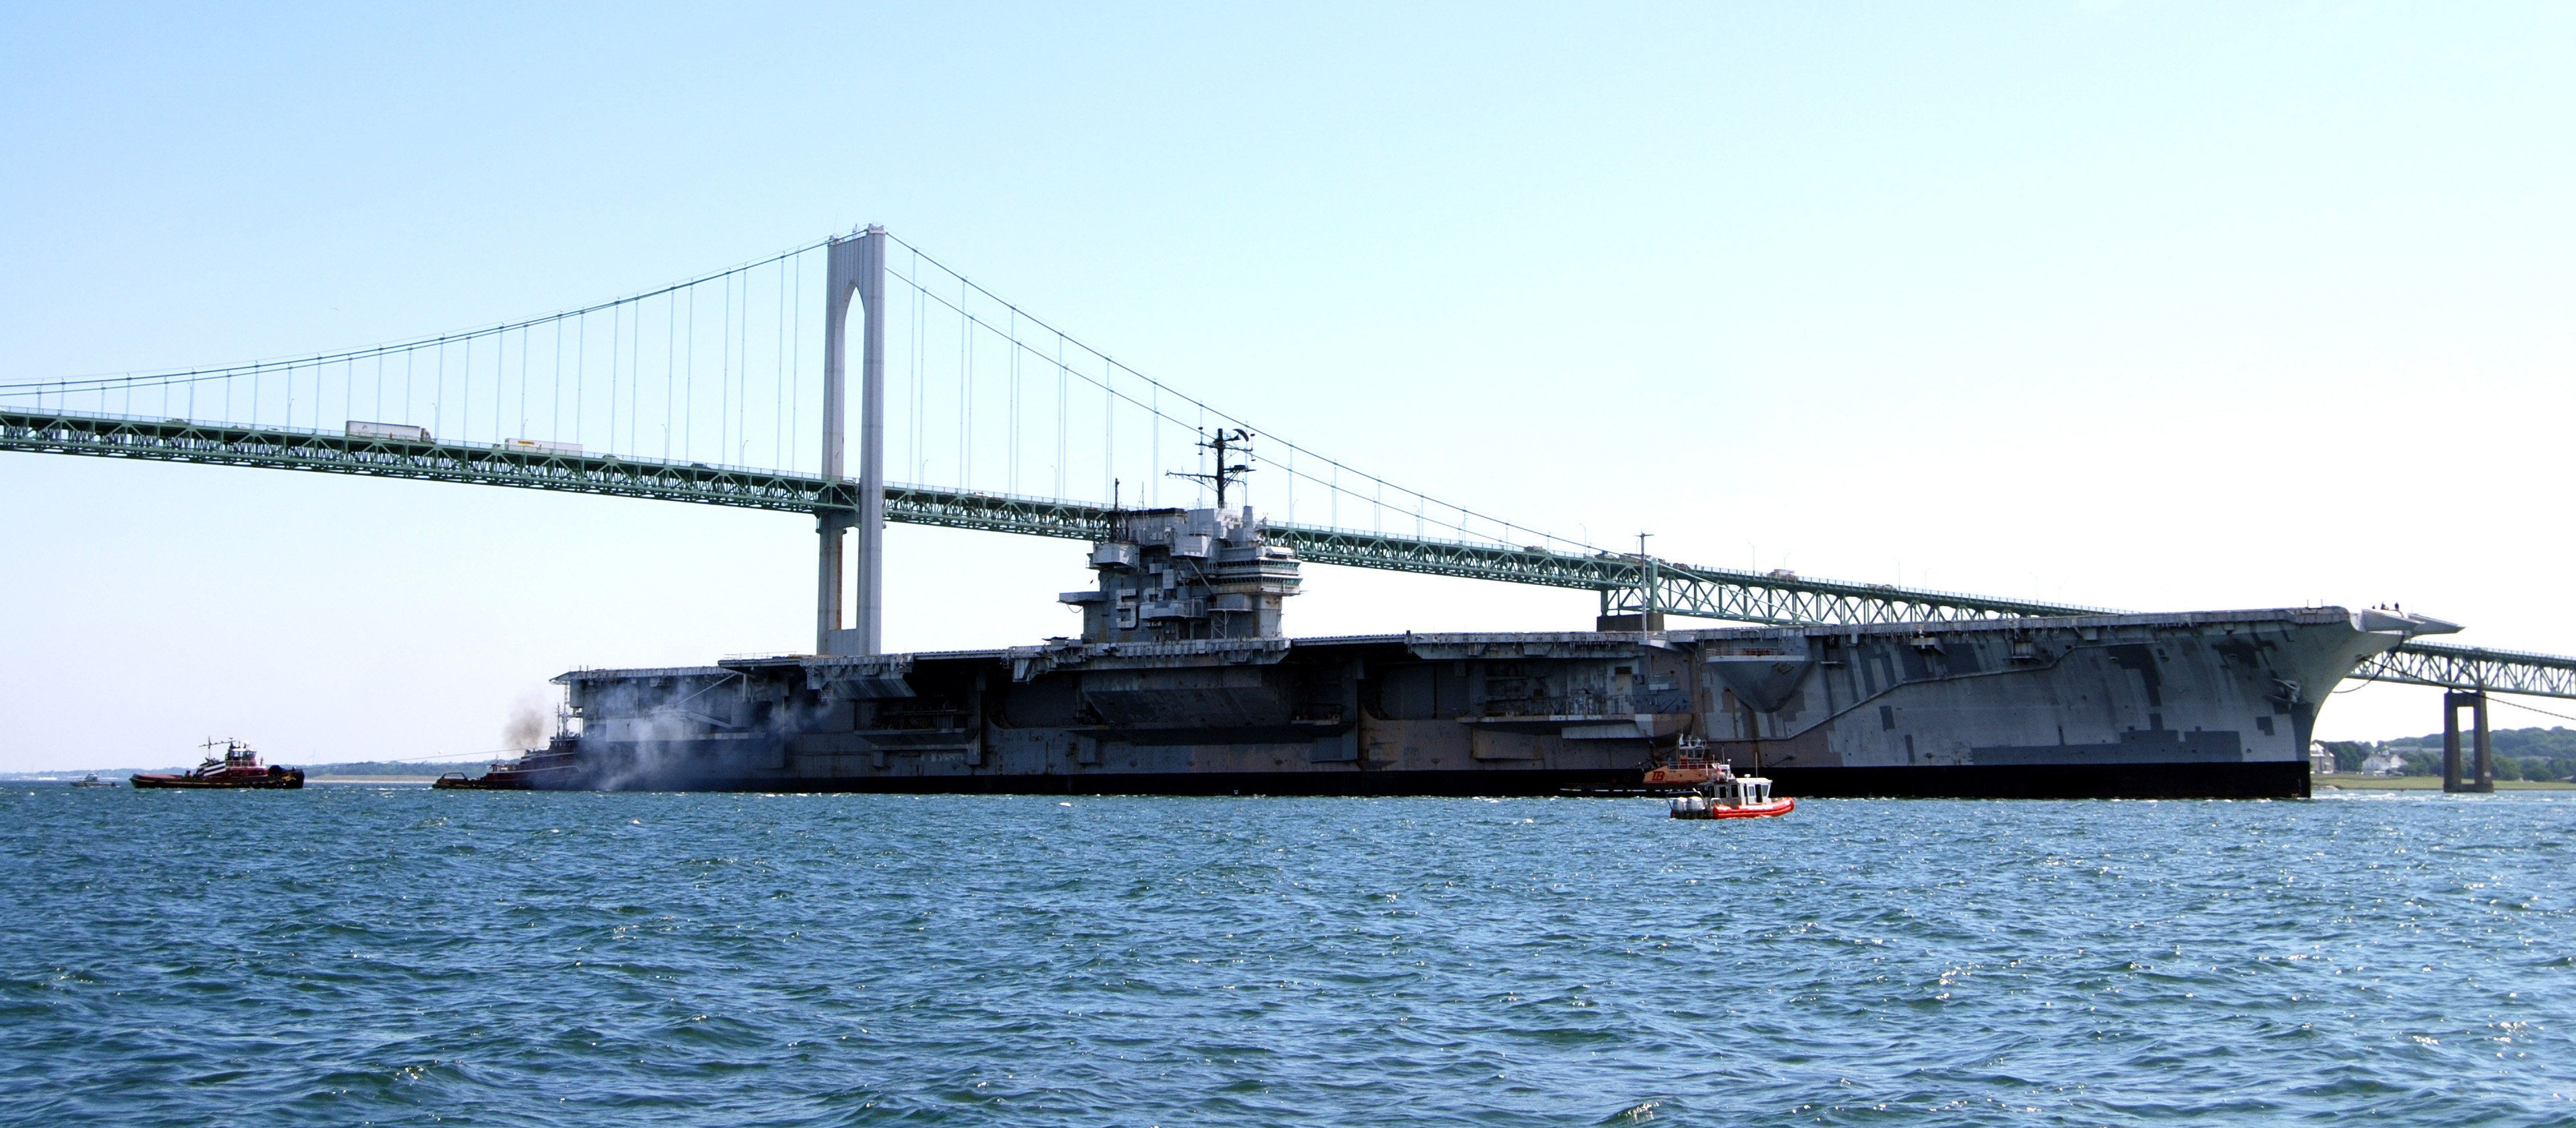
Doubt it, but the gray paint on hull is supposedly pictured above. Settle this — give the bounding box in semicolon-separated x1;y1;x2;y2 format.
554;608;2418;799
1972;728;2245;766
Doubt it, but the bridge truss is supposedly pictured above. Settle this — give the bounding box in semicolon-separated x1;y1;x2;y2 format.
9;405;2568;699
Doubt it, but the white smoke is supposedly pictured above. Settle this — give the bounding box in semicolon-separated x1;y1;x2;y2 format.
573;671;834;791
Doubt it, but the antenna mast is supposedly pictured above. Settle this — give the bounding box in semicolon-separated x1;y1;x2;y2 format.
1167;428;1255;510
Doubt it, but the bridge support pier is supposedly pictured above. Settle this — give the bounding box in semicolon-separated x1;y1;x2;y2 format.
817;508;854;651
2441;689;2494;793
817;226;887;656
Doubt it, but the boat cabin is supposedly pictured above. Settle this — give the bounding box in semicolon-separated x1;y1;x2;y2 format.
1714;775;1774;807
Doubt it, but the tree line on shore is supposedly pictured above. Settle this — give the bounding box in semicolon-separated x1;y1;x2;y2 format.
2323;725;2576;781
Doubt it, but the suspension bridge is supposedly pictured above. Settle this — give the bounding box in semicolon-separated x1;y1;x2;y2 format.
5;227;2570;703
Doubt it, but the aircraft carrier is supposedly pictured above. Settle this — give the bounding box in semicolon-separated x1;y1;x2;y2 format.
546;501;2456;799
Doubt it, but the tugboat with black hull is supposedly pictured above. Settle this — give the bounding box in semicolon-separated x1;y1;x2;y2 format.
130;740;303;790
433;729;585;791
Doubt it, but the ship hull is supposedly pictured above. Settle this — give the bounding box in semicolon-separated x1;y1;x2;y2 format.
518;761;2311;799
1763;759;2310;800
537;767;1643;797
550;608;2426;800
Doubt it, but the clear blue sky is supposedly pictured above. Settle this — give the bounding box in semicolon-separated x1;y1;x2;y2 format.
5;2;2572;769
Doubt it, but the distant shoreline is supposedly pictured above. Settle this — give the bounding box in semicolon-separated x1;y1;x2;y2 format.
2316;775;2576;791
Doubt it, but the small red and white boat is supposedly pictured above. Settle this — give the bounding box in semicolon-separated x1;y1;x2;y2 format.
1668;765;1794;820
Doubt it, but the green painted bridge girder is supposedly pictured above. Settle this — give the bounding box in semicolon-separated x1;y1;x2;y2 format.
5;407;2568;699
2349;642;2576;700
0;409;2108;623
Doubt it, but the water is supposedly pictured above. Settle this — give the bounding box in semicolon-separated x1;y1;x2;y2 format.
4;787;2571;1126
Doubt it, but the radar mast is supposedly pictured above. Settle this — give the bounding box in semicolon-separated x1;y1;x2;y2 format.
1167;428;1255;510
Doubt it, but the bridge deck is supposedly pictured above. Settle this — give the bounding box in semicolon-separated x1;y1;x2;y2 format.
6;407;2565;698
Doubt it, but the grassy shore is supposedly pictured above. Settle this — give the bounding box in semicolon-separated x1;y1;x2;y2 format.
2316;775;2576;791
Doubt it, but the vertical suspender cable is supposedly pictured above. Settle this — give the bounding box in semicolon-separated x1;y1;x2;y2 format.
775;256;787;470
790;252;802;472
740;267;751;464
1055;335;1066;499
1008;309;1020;494
1103;355;1114;504
902;260;917;480
721;273;731;463
659;288;669;461
631;294;641;457
679;287;690;461
608;304;620;454
742;269;750;464
921;266;931;482
738;267;750;463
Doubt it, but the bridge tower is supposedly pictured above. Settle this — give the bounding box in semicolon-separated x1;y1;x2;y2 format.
818;226;887;656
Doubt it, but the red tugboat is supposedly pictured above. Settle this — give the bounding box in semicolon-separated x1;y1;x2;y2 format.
130;740;305;790
433;730;584;791
1641;737;1730;790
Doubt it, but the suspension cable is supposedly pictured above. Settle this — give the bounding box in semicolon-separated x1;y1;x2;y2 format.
0;240;829;396
880;234;1597;552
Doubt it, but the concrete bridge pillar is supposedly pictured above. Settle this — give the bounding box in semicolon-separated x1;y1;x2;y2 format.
2442;689;2494;793
818;226;887;656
